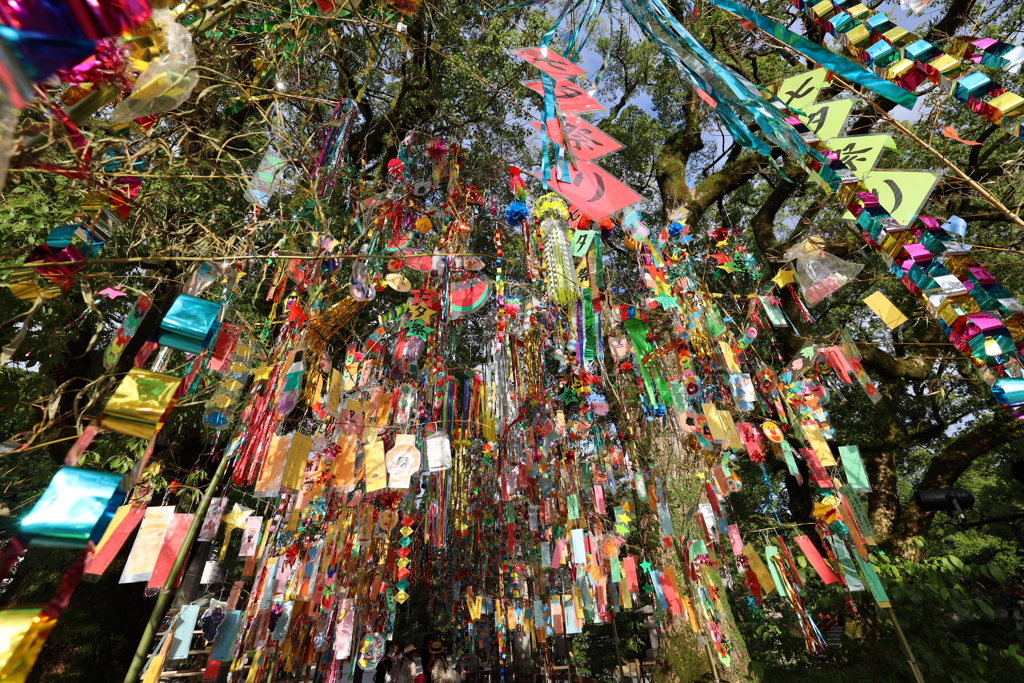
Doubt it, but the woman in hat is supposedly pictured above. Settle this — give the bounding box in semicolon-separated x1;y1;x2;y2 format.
393;644;417;683
426;641;454;683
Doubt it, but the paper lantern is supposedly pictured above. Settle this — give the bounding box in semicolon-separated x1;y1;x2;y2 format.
98;368;180;438
19;467;122;547
159;294;221;354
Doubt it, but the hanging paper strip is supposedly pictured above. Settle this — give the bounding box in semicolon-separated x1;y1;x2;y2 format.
103;293;152;369
84;505;146;579
853;553;891;608
743;543;777;595
839;445;871;492
281;432;312;491
146;513;194;596
530;114;625;161
794;535;839;584
522;79;607;114
208;610;241;661
198;497;228;542
511;47;587;78
168;604;200;661
120;506;175;584
537;157;645;220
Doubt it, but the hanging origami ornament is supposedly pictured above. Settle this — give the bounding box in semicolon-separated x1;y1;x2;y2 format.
358;633;385;669
19;467;122;547
386;434;420;488
203;333;253;429
159;294;221;354
425;431;452;472
184;261;235;298
533;195;578;306
350;260;376;301
394;384;417;424
385;273;411;292
98;368;180;439
781;239;864;306
111;11;197;122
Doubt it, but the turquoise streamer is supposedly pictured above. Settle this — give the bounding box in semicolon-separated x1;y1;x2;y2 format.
618;0;812;165
540;72;557;187
537;1;586;188
472;0;537;15
564;0;606;62
704;0;918;109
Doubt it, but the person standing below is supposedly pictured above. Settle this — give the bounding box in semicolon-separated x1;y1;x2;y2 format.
427;641;455;683
420;634;436;683
375;642;397;683
393;644;417;683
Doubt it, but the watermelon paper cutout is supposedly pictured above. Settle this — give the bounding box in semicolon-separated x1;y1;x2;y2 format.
449;279;493;319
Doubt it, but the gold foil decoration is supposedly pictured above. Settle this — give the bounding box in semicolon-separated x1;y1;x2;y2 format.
98;368;180;439
304;296;366;370
0;610;56;682
281;433;313;491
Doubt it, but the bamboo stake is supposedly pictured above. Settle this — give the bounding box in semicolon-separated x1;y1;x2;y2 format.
122;451;232;683
885;606;927;683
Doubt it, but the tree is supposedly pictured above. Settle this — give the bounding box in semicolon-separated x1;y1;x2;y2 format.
2;0;1024;681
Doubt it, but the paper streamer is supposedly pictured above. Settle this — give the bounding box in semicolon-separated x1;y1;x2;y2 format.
794;535;838;584
169;604;200;661
120;506;175;584
146;513;194;595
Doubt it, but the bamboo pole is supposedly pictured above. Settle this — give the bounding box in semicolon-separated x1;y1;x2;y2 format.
885;606;927;683
122;451;232;683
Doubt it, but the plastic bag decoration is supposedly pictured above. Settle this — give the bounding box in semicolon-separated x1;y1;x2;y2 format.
243;146;286;208
19;467;123;547
97;367;180;439
111;10;197;122
782;238;864;306
159;293;222;354
0;32;33;191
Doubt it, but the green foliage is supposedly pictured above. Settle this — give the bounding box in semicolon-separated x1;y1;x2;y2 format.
741;551;1024;682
